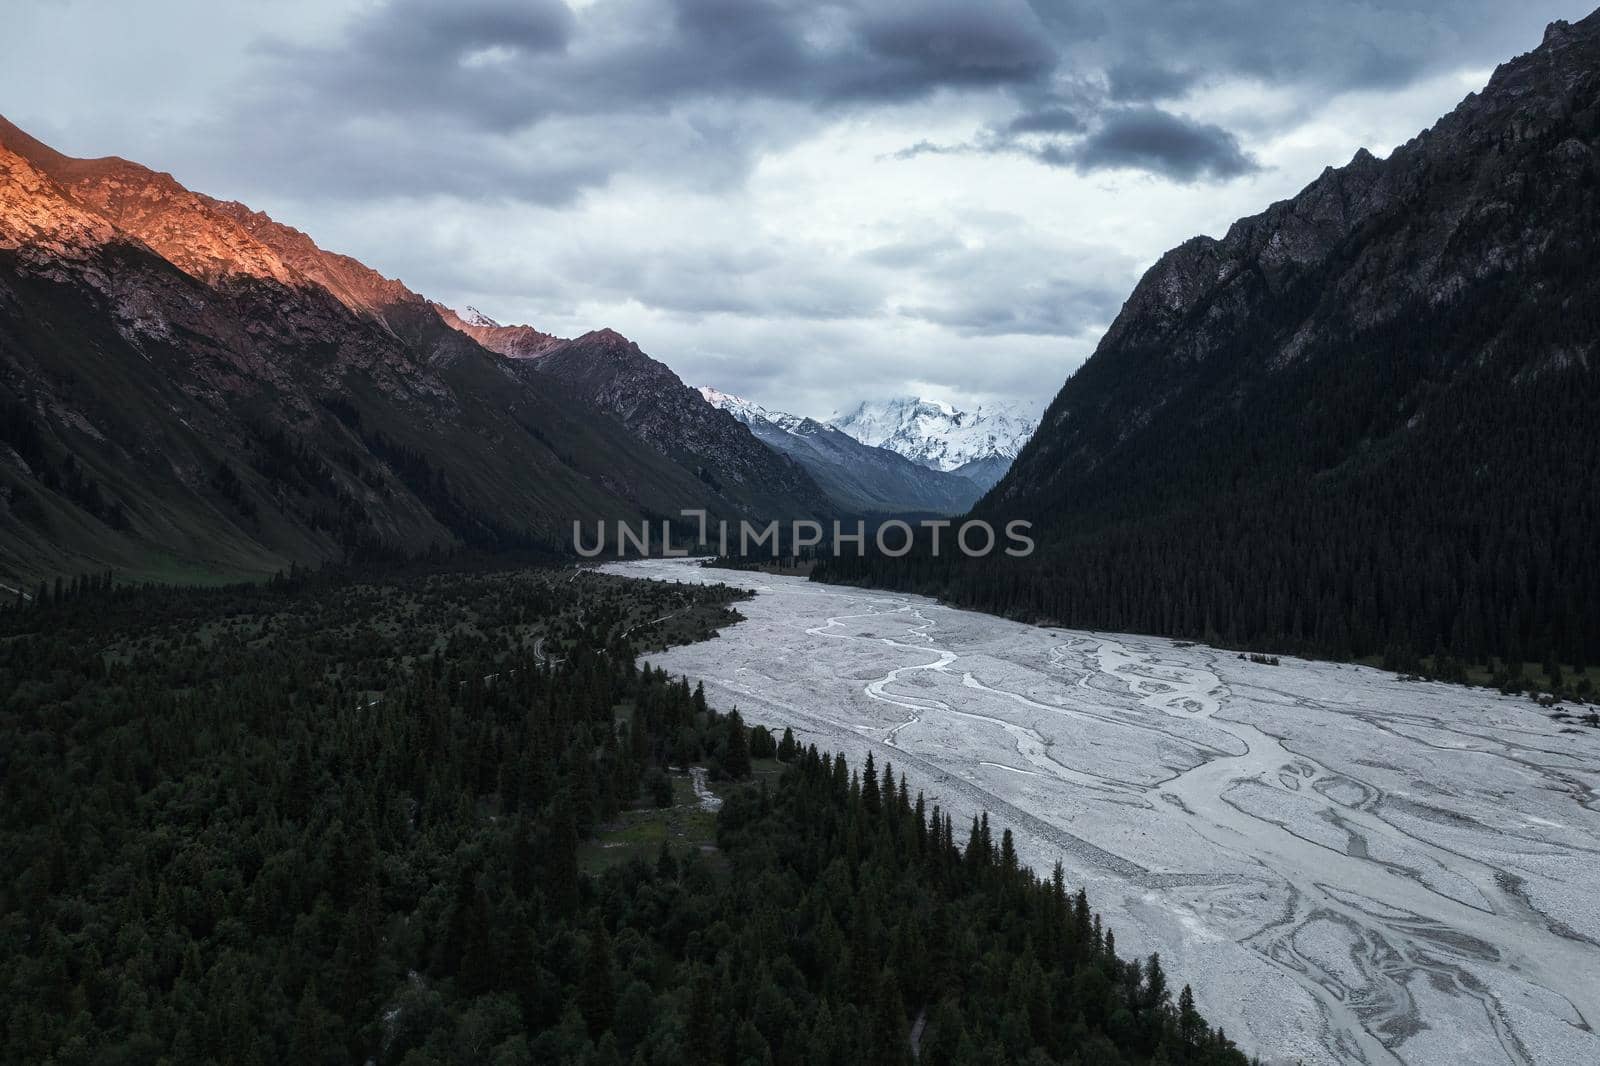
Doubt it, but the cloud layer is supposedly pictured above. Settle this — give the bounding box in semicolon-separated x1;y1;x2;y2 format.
221;0;1547;201
2;0;1583;414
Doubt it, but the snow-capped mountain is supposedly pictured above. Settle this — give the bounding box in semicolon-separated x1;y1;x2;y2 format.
697;387;806;434
827;397;1039;482
698;388;985;515
458;305;501;328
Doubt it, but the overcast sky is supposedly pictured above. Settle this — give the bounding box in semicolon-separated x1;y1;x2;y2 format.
5;0;1585;417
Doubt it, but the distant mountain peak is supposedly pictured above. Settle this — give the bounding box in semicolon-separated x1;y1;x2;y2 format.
699;388;1040;484
434;303;562;359
698;386;774;424
698;386;989;514
698;387;817;436
580;327;633;348
827;395;1038;473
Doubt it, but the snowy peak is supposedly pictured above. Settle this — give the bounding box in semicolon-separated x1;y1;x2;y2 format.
698;386;772;426
827;396;1039;472
459;305;501;329
697;385;990;515
434;303;562;359
699;388;1039;484
697;386;807;433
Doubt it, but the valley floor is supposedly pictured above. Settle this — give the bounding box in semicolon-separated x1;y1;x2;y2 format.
603;558;1600;1066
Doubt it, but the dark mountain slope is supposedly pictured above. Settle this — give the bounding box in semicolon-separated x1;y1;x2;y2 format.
820;14;1600;671
501;327;834;521
949;453;1012;494
0;120;753;584
744;414;980;515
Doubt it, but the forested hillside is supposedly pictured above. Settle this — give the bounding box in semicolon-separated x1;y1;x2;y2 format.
0;566;1249;1065
818;15;1600;680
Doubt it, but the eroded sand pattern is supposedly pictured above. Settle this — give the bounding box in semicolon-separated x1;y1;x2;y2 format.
603;559;1600;1066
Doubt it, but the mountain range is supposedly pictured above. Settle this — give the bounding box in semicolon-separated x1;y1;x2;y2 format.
829;396;1038;490
0;115;831;583
819;12;1600;670
698;388;986;515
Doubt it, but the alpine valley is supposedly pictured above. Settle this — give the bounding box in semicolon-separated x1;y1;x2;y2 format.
5;8;1600;1066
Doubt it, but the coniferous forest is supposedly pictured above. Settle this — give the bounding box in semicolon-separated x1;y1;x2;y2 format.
0;565;1250;1065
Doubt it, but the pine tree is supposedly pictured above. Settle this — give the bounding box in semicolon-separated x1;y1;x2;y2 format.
1178;985;1201;1047
861;751;881;814
1145;953;1168;1012
723;708;751;779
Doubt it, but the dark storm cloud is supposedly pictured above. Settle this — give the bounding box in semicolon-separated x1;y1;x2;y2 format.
1068;108;1258;181
895;103;1255;183
1028;0;1536;96
883;0;1559;183
268;0;1058;124
200;0;1560;203
1003;108;1087;135
851;3;1058;95
219;0;1065;202
351;0;575;61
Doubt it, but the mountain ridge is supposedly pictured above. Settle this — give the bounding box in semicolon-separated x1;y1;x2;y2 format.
698;387;984;515
433;302;563;359
459;320;835;521
0;116;821;582
994;8;1600;512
